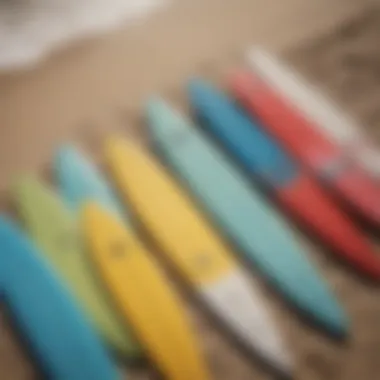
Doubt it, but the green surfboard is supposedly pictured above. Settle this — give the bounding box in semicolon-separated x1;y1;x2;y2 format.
12;175;140;358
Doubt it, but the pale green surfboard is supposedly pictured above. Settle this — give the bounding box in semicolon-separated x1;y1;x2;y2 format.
146;98;348;337
12;176;140;358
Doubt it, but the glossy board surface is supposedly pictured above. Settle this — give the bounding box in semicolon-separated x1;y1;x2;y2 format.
230;70;380;229
82;203;210;380
146;98;348;337
13;175;139;357
0;216;119;380
105;137;291;374
248;47;380;179
189;79;380;280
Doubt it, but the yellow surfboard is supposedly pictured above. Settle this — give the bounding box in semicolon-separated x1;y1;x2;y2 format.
104;137;291;374
82;202;210;380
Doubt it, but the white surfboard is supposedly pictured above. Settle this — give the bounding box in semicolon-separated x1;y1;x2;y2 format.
247;47;380;179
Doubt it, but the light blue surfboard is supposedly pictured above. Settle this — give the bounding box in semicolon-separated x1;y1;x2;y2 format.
0;216;120;379
145;97;348;337
54;144;126;219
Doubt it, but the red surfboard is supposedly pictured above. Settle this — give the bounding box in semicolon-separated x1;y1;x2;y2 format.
277;175;380;279
230;70;380;230
189;79;380;281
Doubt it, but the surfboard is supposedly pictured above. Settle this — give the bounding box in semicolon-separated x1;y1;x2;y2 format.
230;70;380;229
55;144;125;219
247;47;380;180
188;79;380;280
145;98;348;337
12;175;140;357
105;137;291;375
82;203;210;380
0;216;120;380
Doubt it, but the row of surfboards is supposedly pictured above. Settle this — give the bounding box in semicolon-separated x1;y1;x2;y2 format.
1;47;380;380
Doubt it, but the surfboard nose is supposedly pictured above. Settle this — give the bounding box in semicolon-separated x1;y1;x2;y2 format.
55;144;123;217
13;175;41;204
55;144;78;175
187;78;215;109
188;78;241;131
55;144;86;209
188;78;234;109
145;96;167;122
146;98;200;157
146;97;186;136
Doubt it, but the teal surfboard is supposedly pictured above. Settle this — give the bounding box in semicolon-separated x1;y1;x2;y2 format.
12;175;140;357
54;144;125;219
0;216;120;379
145;97;348;337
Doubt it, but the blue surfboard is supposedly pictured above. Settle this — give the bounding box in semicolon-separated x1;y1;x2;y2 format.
0;216;120;379
188;79;297;185
187;80;380;283
55;144;126;219
145;98;348;337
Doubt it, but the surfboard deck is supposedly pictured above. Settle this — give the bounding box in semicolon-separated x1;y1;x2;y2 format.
230;70;380;229
145;98;348;338
188;79;380;280
105;136;291;375
247;47;380;180
82;202;210;380
12;175;140;357
0;216;120;380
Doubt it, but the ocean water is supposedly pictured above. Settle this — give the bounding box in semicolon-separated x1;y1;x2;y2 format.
0;0;169;71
